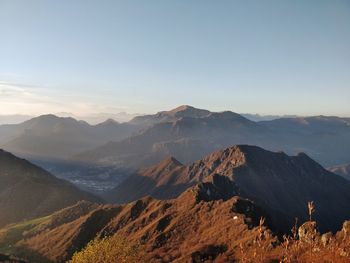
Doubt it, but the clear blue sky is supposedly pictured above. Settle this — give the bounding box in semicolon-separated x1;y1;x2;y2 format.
0;0;349;116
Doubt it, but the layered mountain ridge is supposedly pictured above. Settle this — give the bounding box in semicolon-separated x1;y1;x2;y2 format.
75;106;350;174
106;145;350;232
1;105;350;194
0;114;139;160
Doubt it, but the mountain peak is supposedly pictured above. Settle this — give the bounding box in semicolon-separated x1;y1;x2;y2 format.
24;114;79;126
107;143;350;232
130;105;211;125
160;156;183;167
147;156;184;175
169;105;195;113
98;118;119;126
33;114;60;120
162;105;211;118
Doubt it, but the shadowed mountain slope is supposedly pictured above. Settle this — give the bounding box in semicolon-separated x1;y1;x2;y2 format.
106;145;350;233
0;150;101;227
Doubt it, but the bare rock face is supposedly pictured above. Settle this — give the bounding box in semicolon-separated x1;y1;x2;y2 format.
194;174;238;202
298;221;319;244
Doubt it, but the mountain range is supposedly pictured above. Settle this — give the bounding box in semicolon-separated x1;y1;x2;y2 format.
0;144;350;262
0;112;141;125
75;105;350;171
0;114;139;160
1;105;349;193
105;145;350;233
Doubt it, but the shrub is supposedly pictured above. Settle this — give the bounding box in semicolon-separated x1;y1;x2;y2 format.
69;235;145;263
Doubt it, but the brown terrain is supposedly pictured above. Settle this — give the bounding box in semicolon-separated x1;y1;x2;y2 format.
1;143;350;262
1;180;350;262
105;145;350;233
0;178;277;262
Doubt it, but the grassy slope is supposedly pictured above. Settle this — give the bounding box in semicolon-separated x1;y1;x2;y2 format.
0;216;52;262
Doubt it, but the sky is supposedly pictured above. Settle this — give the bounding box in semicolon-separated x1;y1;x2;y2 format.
0;0;349;116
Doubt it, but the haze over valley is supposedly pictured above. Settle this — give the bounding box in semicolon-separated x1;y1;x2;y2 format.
1;1;350;262
1;105;350;194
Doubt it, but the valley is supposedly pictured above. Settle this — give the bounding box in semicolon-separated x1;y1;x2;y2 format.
1;124;350;261
1;106;350;195
2;1;349;261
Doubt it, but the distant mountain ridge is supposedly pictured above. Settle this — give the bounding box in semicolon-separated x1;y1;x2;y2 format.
74;106;262;167
0;114;139;160
241;113;299;121
1;105;350;192
129;105;211;126
0;149;100;227
329;163;350;181
105;145;350;232
54;111;141;124
76;106;350;172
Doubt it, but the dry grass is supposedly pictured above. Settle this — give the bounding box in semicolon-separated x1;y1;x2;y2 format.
1;197;350;263
236;201;350;263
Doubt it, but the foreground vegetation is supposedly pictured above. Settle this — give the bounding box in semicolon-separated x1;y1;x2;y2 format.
69;235;145;263
236;202;350;263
